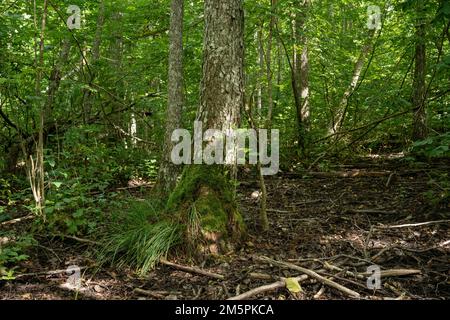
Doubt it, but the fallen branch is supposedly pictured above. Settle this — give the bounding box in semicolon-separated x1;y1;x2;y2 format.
0;214;34;226
228;275;309;300
323;262;421;279
286;170;393;179
248;272;273;281
15;266;89;279
159;258;225;280
134;288;181;299
257;256;361;298
363;269;421;277
346;209;397;215
377;220;450;229
48;234;100;245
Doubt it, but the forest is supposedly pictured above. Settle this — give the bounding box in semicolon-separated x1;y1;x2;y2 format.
0;0;449;302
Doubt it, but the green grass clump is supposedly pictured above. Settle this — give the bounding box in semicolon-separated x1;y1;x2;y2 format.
98;200;182;275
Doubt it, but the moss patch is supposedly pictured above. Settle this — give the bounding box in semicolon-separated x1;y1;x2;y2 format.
167;165;245;254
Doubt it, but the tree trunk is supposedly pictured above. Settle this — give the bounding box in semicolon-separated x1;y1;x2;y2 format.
329;30;376;135
168;0;245;256
32;0;48;216
292;0;310;149
82;0;105;121
156;0;184;197
45;38;72;118
265;0;276;128
257;28;264;114
412;2;427;140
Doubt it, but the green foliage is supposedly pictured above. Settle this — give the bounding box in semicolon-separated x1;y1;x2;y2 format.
0;178;12;206
424;172;450;208
0;233;36;280
98;200;181;275
411;132;450;159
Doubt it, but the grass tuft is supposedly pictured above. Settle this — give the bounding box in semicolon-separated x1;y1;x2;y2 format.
98;200;182;275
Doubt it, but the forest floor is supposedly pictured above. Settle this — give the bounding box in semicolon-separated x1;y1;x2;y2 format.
1;155;449;300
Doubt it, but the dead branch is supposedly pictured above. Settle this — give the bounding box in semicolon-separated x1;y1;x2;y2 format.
257;256;361;298
323;262;421;279
248;272;273;281
346;209;397;215
377;220;450;229
228;275;309;300
134;288;181;299
15;266;89;279
159;258;225;280
0;214;34;226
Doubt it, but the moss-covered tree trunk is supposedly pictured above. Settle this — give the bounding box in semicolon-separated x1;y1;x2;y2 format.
168;0;245;256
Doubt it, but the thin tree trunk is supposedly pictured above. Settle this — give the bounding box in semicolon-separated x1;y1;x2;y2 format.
82;0;105;121
257;28;264;115
45;38;72;118
265;0;276;128
156;0;184;197
299;1;310;130
33;0;48;216
412;2;427;140
330;29;377;135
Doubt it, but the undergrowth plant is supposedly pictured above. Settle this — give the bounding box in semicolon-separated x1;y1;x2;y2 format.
98;200;182;276
0;232;36;280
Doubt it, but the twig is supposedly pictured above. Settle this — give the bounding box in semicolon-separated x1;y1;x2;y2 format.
346;209;397;215
48;234;100;245
159;258;225;280
227;275;309;300
257;256;361;298
0;214;35;226
248;272;273;280
15;266;89;278
377;220;450;229
313;285;326;299
363;269;421;277
323;262;421;278
385;173;395;187
134;288;181;299
373;241;450;261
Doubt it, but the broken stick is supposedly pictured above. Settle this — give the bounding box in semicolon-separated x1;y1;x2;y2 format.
159;258;225;280
257;256;361;298
228;275;309;300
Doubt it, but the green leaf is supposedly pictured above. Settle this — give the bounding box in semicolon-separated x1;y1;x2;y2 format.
52;181;62;188
285;278;302;293
73;209;84;218
48;159;56;168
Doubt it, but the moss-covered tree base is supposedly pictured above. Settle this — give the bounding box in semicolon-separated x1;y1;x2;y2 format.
167;165;245;257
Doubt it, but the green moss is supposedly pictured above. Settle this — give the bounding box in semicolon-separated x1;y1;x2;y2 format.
167;165;235;212
196;193;227;232
166;165;245;245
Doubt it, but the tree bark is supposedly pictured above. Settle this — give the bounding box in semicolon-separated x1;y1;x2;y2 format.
168;0;245;256
30;0;48;216
412;2;427;140
265;0;276;128
329;30;377;135
156;0;184;197
82;0;105;121
292;0;310;149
